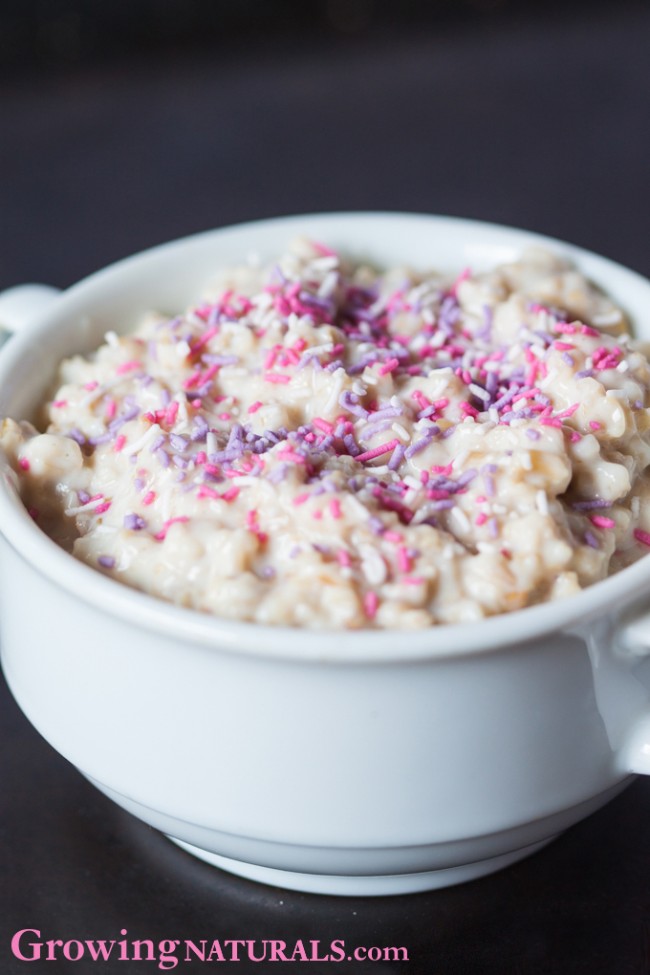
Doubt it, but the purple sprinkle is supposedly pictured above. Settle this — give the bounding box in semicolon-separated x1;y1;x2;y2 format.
88;432;113;446
267;464;289;483
388;443;406;470
571;499;612;511
525;428;541;441
343;433;361;456
190;416;209;441
584;531;600;549
170;434;189;451
77;490;90;504
124;513;146;530
456;468;478;488
429;499;455;510
67;428;86;445
155;447;170;468
98;555;115;569
339;389;368;420
150;434;165;453
405;431;436;459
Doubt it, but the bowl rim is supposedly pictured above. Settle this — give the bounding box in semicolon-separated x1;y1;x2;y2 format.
1;209;650;664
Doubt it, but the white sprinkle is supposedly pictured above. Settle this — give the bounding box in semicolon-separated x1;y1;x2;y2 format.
206;431;219;455
469;383;491;403
359;544;387;586
391;422;410;441
593;310;622;326
127;423;162;455
616;361;630;373
538;370;558;391
176;340;191;358
452;450;469;469
450;507;471;534
520;452;532;471
535;489;549;515
104;330;119;347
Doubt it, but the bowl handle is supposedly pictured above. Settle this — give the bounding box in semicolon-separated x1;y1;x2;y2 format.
616;612;650;774
0;284;61;342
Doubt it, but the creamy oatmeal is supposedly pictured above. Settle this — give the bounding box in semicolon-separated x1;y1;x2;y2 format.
2;240;650;628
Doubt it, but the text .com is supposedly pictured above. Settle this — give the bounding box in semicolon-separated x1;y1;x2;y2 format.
10;930;410;968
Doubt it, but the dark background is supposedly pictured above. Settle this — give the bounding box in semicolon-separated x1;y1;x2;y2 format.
1;2;650;973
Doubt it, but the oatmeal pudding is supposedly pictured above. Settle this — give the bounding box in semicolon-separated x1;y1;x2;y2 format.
1;240;650;629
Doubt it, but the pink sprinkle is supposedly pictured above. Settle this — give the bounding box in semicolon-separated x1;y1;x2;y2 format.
104;398;117;420
94;502;111;515
221;486;240;503
277;449;306;464
183;370;202;390
218;412;232;421
363;591;379;619
116;360;142;375
142;491;156;506
114;434;126;452
312;509;323;520
83;381;99;391
18;457;30;471
189;325;219;356
313;418;334;434
396;545;411;573
263;346;280;370
377;357;400;376
248;401;263;414
293;493;310;506
401;576;426;585
195;451;207;465
633;528;650;547
337;550;352;567
431;463;453;475
264;373;291;384
51;399;67;408
355;439;401;463
570;431;582;442
552;341;575;351
312;240;336;257
555;403;580;419
460;401;479;418
329;498;342;519
554;321;577;335
383;530;403;543
164;401;179;426
154;516;189;541
449;267;471;297
475;512;488;526
197;486;220;500
590;515;616;529
589;420;602;431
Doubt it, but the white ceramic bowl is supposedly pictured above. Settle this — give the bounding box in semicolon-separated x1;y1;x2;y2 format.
2;213;650;897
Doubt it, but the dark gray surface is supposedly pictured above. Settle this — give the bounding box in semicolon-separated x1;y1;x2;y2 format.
2;6;650;973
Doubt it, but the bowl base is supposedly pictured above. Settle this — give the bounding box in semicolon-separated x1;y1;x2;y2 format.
167;835;555;896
